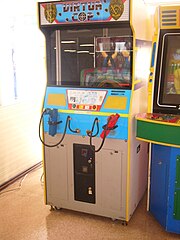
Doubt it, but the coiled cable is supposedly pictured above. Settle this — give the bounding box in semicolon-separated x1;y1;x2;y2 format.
88;117;110;153
39;109;70;148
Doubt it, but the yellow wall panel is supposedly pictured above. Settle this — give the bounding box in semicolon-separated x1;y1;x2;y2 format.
47;94;66;106
104;96;127;110
160;5;180;29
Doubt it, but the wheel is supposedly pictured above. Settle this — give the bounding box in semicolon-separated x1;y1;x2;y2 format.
50;205;55;211
54;206;62;210
121;221;128;226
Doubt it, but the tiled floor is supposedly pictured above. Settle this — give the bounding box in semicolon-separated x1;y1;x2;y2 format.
0;166;179;240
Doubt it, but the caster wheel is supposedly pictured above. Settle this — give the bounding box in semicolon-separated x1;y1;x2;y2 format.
111;218;117;222
54;206;62;210
50;205;55;211
121;221;128;226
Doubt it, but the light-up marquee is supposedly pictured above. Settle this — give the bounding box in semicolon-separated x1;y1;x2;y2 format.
39;0;129;25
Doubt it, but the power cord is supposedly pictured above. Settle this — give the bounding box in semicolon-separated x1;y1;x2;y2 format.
0;174;28;196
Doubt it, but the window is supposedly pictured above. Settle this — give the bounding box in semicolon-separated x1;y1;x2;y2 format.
0;1;46;106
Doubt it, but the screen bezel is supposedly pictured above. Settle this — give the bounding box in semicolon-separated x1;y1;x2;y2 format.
155;32;180;113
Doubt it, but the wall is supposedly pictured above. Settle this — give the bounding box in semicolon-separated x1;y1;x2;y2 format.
0;0;46;186
0;100;44;185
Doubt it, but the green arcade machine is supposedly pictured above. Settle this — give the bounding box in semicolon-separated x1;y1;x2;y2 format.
136;4;180;234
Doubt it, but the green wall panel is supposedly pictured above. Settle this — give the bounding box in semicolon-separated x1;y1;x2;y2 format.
176;156;180;188
174;190;180;220
136;121;180;146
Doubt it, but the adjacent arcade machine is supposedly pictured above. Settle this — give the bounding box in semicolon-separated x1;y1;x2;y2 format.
38;0;152;224
136;5;180;234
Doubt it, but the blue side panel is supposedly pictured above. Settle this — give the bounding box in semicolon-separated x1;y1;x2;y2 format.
166;148;180;234
150;144;170;227
43;86;131;140
43;112;128;140
151;42;156;68
150;144;180;234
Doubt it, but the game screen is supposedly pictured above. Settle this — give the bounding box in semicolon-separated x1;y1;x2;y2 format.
59;27;132;89
161;34;180;104
81;36;132;88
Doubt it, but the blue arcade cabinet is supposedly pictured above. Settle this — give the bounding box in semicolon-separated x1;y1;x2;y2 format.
38;0;152;224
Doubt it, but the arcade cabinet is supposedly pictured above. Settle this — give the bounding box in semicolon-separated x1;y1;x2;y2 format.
136;5;180;234
38;0;152;224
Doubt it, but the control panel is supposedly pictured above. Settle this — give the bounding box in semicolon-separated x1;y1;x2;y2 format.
137;113;180;124
67;89;107;111
136;113;180;147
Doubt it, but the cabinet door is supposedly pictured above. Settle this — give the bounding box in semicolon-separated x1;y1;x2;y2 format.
174;155;180;220
150;144;170;227
101;149;124;212
45;144;68;204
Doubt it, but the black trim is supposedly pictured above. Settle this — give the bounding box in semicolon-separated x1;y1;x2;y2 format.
162;19;176;22
162;10;176;13
153;29;180;115
46;83;132;90
41;23;131;32
162;23;176;26
162;14;176;18
40;21;131;33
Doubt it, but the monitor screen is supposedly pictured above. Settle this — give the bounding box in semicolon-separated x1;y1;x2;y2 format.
157;33;180;108
46;26;133;89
